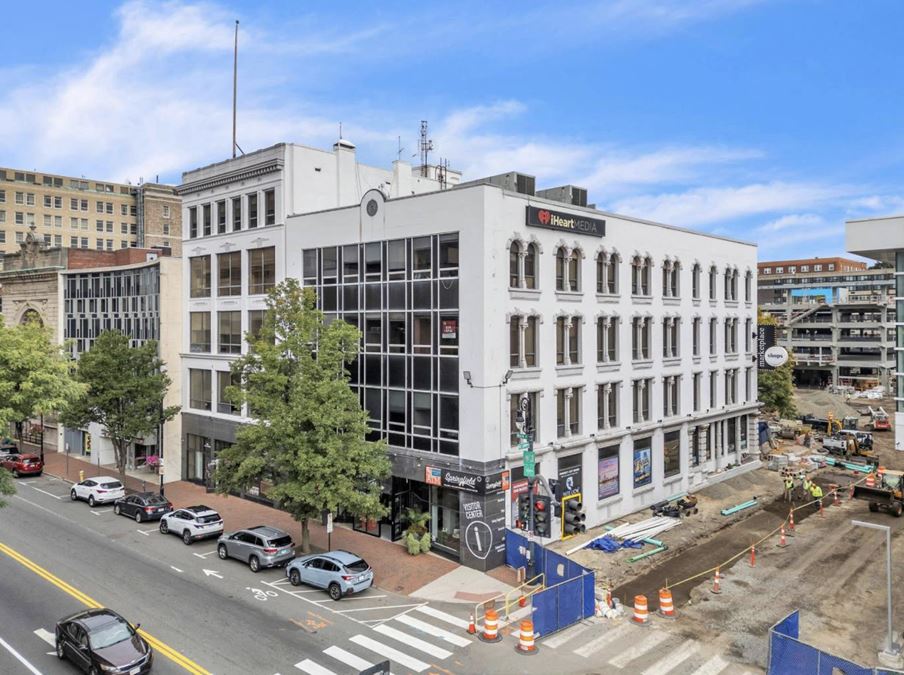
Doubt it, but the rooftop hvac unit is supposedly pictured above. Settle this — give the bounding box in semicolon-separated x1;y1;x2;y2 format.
459;172;536;195
536;185;589;207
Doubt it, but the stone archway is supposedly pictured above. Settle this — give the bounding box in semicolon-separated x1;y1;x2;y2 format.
19;308;43;327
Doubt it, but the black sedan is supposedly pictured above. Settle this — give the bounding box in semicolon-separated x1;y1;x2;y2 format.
113;492;173;523
56;608;152;674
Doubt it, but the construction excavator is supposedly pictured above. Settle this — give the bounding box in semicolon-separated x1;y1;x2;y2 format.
852;469;904;518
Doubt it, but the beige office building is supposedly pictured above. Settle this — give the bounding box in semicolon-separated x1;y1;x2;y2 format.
0;167;181;257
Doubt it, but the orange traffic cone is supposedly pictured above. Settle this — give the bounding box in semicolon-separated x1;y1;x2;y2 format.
711;567;722;595
787;509;795;536
777;526;788;548
467;613;476;635
749;545;756;567
833;488;841;507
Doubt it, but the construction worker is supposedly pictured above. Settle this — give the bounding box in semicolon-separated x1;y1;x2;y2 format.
783;474;794;502
810;482;824;511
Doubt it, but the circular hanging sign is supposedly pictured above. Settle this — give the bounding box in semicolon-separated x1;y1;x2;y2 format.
764;345;789;368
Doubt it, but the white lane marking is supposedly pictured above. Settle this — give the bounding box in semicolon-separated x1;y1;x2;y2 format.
33;628;55;646
574;622;634;658
413;605;471;630
170;566;183;573
27;486;62;500
326;594;387;602
394;614;471;647
269;578;292;586
336;603;423;614
0;633;43;675
542;622;591;649
202;569;223;579
373;623;452;659
350;634;429;673
293;659;336;675
692;654;731;675
192;550;217;559
607;631;669;668
642;639;701;675
323;646;372;671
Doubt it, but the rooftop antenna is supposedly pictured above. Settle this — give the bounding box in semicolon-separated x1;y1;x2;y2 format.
419;120;433;177
232;20;238;159
339;121;343;139
397;136;405;161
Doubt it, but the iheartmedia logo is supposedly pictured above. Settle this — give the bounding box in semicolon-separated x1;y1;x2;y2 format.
526;205;605;237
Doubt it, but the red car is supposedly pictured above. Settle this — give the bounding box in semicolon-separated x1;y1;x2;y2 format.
0;453;43;477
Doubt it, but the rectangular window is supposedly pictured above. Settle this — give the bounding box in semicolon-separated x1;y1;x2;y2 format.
81;237;88;249
217;200;226;234
231;196;241;231
217;371;240;415
217;251;241;296
70;236;78;248
509;318;520;368
633;437;652;488
598;445;620;500
26;193;34;206
247;193;258;228
248;247;276;295
633;378;651;423
120;223;128;234
54;234;61;247
189;369;212;411
80;199;88;211
569;387;581;435
106;221;113;232
96;201;103;213
54;196;62;209
121;204;128;216
202;203;211;236
709;318;717;354
693;318;701;356
710;371;718;408
44;194;52;208
693;372;701;411
189;256;212;298
248;310;267;342
556;389;567;437
264;189;275;226
106;239;113;250
663;430;681;478
96;220;103;232
218;311;242;354
190;312;211;352
189;207;198;238
525;316;537;367
163;204;171;218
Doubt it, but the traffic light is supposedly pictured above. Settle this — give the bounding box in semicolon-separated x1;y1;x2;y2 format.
517;493;531;531
548;479;563;517
562;493;586;539
533;495;551;537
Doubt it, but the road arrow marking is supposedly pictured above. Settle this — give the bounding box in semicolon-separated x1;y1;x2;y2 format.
203;569;223;579
171;566;183;573
33;628;55;646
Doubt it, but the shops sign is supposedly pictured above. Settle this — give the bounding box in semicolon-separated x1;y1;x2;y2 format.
425;466;510;494
526;205;605;237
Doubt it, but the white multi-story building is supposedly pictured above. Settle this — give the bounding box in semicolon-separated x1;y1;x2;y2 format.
286;173;760;570
178;141;457;488
846;215;904;452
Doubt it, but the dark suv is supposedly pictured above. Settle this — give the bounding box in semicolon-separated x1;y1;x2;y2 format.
217;525;295;572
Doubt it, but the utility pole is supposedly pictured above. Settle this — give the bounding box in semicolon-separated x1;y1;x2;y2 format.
517;394;538;582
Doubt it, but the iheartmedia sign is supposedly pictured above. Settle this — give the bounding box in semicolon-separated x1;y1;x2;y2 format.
526;205;605;237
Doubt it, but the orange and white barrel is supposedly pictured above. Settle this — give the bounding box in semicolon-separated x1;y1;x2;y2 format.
632;594;650;625
658;588;676;619
515;619;538;654
479;608;502;643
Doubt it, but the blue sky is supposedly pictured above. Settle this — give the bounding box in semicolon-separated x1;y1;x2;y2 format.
1;0;902;260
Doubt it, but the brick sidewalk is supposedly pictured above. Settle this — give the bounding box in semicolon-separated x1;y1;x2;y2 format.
40;450;457;596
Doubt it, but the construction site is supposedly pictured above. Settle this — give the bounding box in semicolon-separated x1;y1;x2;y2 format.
549;388;904;672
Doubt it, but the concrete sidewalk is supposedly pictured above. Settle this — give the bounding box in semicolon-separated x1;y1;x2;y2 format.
39;450;502;598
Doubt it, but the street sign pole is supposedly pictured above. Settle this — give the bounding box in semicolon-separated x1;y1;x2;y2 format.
519;395;539;584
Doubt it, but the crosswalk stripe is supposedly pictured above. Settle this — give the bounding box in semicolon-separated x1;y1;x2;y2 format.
374;623;452;659
33;628;55;646
350;634;430;673
543;622;591;649
641;639;701;675
691;655;730;675
574;622;633;658
294;659;336;675
607;631;669;668
413;605;470;630
323;646;372;671
394;614;472;647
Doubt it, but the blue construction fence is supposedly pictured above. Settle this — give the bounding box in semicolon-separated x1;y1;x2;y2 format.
769;610;904;675
505;529;595;638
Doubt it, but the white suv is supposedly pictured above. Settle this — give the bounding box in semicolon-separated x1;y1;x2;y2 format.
70;476;125;507
159;505;224;545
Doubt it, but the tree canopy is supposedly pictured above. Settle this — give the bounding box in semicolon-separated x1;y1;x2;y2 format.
215;279;390;552
64;331;179;475
0;318;85;439
757;310;797;418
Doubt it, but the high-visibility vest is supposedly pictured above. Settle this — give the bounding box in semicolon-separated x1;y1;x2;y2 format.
811;485;823;499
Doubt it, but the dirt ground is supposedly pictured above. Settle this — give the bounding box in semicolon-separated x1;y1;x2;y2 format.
557;388;903;670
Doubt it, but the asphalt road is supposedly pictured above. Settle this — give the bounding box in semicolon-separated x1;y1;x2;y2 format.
0;474;702;675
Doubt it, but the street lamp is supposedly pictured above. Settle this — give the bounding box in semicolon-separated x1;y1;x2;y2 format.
852;519;902;667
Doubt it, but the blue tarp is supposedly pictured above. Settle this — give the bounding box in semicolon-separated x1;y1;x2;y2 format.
588;535;644;552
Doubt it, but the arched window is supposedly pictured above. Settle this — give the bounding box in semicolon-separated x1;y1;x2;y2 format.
509;242;521;288
555;247;568;291
20;309;43;327
692;263;701;299
567;250;580;292
642;256;652;295
745;270;752;302
524;243;537;289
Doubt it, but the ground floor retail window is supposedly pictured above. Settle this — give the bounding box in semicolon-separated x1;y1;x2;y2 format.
633;437;652;488
432;486;460;554
663;430;680;478
598;445;619;499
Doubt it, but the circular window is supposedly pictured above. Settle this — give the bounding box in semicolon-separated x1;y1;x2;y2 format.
366;199;379;217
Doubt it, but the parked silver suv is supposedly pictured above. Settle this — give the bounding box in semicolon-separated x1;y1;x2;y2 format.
217;525;295;572
286;550;374;600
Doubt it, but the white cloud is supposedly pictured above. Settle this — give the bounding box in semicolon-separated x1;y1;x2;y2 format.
757;213;824;233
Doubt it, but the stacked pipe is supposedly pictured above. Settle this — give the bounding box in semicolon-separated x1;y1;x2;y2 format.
566;516;681;556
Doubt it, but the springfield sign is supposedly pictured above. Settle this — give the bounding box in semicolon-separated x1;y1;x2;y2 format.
526;205;605;237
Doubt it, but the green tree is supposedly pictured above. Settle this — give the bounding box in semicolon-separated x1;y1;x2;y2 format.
64;331;180;476
0;318;85;447
757;311;797;418
215;279;390;553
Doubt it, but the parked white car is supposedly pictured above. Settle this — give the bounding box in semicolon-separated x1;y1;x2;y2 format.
159;505;224;545
69;476;125;507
